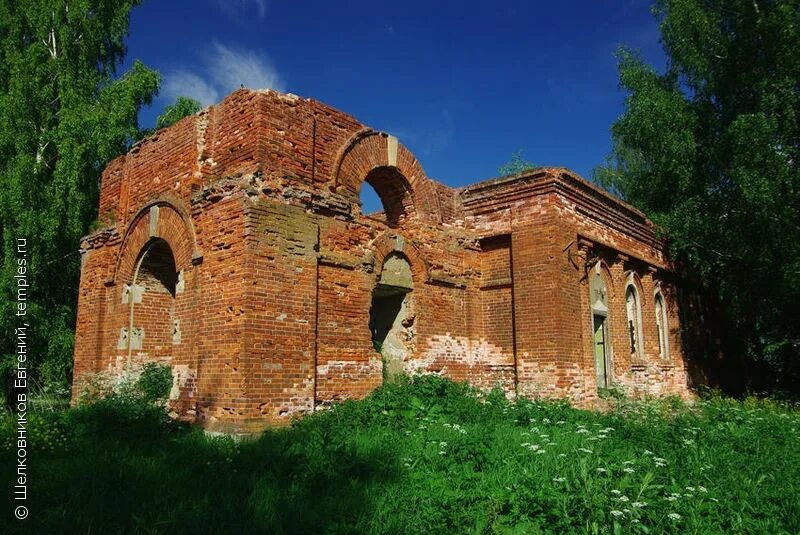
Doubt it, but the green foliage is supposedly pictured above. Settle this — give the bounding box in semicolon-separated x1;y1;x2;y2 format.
596;0;800;393
136;362;173;403
76;362;172;408
0;1;159;401
2;376;799;533
598;384;628;401
155;96;201;130
498;150;536;176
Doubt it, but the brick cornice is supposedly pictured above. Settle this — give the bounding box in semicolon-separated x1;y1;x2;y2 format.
461;167;663;249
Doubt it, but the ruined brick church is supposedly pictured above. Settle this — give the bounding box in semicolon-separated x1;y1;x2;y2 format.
72;89;692;432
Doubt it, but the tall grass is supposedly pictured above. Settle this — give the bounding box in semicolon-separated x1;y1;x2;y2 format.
2;376;799;533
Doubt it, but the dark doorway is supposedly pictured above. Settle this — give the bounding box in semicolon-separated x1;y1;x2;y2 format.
369;253;415;381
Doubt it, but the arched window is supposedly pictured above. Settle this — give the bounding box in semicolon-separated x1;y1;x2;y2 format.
590;263;611;388
654;290;669;360
624;274;644;358
359;166;415;227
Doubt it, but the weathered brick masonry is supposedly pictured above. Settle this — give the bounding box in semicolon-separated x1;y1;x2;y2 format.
73;89;692;432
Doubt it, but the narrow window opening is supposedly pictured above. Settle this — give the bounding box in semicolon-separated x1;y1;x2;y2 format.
590;267;611;389
655;291;669;360
625;281;644;359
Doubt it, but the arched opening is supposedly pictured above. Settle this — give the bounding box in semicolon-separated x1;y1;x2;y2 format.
369;253;415;380
625;274;644;359
359;181;385;221
137;239;178;297
360;166;415;227
125;238;180;362
590;263;612;388
655;290;670;360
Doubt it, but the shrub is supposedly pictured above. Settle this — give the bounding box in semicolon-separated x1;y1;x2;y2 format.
137;362;173;403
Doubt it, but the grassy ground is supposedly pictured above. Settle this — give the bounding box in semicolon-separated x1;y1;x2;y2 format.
2;376;799;534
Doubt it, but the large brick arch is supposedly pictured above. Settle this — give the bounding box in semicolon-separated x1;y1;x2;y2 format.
114;199;198;284
333;130;442;224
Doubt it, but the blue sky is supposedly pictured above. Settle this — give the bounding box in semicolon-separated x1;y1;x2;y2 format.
125;0;666;197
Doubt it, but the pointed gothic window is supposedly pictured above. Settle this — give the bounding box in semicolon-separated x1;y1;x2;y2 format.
625;276;644;358
655;290;669;360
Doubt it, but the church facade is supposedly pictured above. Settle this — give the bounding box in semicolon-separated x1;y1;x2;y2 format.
72;89;692;432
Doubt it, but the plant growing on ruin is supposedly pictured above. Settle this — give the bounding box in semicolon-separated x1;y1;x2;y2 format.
498;149;536;176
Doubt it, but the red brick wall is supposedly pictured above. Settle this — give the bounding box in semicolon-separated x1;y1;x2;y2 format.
72;89;694;433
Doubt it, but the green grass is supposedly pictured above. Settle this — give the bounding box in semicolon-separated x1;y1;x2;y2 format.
2;376;799;534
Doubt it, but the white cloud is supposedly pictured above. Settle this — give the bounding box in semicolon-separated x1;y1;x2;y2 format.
208;42;284;93
162;70;220;107
217;0;267;20
161;42;283;107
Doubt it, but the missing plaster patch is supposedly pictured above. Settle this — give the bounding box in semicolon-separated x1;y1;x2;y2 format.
172;319;181;344
175;270;185;294
170;364;197;400
131;327;144;350
122;284;144;304
116;327;129;350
